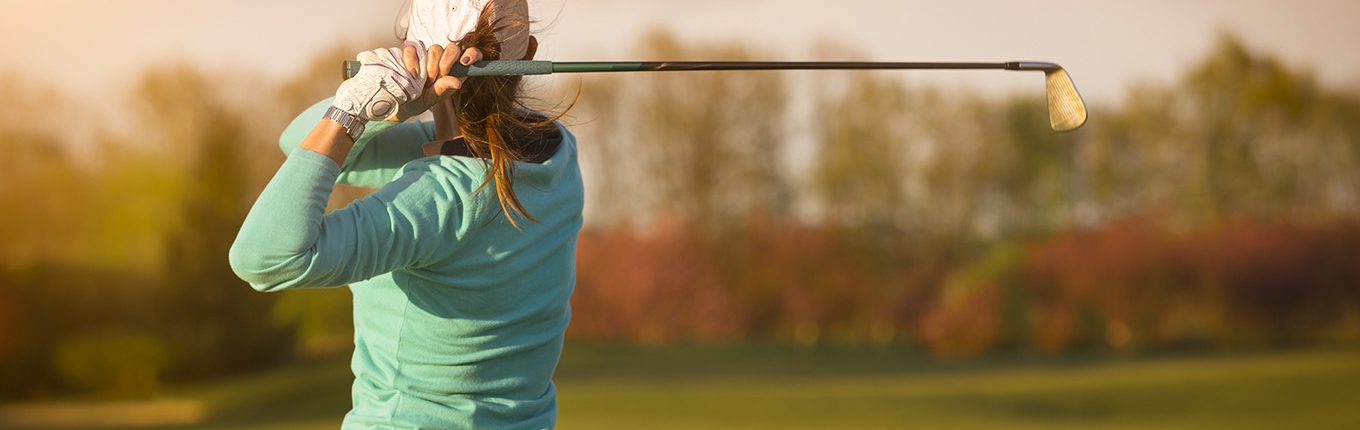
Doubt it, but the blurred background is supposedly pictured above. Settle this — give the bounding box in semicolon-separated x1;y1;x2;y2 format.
2;0;1359;428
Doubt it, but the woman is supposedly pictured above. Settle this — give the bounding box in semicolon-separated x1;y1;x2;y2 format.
229;0;582;428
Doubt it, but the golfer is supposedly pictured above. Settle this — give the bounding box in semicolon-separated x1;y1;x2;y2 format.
229;0;582;428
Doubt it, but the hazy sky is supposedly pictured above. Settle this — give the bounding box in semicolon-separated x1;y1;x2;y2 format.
1;0;1358;109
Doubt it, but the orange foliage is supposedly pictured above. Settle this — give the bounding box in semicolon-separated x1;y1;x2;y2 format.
1024;216;1360;352
570;217;925;345
917;284;1002;359
572;214;1360;357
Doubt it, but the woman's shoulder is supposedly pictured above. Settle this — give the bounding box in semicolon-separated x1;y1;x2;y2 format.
401;154;489;186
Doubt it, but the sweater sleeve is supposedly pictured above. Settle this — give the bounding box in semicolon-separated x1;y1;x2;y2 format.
278;98;434;188
229;148;464;291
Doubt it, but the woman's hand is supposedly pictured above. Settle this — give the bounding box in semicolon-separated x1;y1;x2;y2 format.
416;43;484;98
392;43;484;121
331;44;427;122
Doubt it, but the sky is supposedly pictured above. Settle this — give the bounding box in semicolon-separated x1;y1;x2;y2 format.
1;0;1358;112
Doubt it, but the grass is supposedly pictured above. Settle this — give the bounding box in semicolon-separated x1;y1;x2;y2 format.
554;345;1360;430
6;345;1360;429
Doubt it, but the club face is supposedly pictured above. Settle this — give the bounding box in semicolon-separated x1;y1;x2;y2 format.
1044;69;1088;132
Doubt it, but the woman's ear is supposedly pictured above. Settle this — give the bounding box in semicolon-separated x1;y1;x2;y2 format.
523;36;538;60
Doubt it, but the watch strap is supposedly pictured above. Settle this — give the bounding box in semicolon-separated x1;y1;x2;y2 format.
324;105;367;141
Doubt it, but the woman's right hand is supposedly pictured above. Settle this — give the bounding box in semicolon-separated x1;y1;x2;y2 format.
412;43;484;98
391;43;485;121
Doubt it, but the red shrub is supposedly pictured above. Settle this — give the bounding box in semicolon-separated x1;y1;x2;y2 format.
570;218;922;345
1024;215;1360;352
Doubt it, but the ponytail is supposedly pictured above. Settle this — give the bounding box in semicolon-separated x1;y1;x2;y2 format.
454;6;569;227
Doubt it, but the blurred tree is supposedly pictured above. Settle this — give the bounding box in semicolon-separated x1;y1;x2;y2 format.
275;37;393;118
0;77;96;271
995;97;1082;233
1087;33;1360;224
0;78;109;399
917;240;1033;357
802;71;942;344
810;72;912;228
126;64;293;377
1184;34;1321;218
617;30;793;228
574;74;645;225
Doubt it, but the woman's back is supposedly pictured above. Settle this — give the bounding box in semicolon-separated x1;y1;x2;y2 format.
342;126;583;429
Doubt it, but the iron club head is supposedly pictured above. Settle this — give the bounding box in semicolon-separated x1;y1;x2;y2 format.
1007;62;1088;132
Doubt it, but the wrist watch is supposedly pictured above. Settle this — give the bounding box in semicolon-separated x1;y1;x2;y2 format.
324;106;368;141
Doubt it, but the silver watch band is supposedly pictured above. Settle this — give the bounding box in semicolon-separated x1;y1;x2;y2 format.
324;106;367;141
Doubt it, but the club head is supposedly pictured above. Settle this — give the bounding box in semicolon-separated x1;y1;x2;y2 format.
1008;62;1088;132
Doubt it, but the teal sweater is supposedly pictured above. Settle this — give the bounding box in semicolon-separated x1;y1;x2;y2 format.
229;99;583;429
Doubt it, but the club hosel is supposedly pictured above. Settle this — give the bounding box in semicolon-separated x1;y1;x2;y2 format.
1006;61;1064;72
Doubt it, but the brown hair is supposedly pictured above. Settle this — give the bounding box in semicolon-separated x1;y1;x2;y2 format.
454;5;570;227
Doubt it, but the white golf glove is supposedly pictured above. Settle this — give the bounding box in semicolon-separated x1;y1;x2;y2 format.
333;42;427;122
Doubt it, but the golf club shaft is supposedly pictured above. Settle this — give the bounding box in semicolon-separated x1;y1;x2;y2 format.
339;59;1085;132
343;60;1064;79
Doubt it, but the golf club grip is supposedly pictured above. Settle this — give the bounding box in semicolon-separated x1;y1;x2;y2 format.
342;60;553;79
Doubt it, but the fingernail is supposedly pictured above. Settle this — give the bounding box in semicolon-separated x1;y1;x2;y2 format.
461;55;473;65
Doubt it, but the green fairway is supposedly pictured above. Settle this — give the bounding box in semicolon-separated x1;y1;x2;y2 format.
555;347;1360;429
4;346;1359;429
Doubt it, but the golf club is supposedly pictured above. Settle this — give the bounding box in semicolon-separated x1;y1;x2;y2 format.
344;60;1088;132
